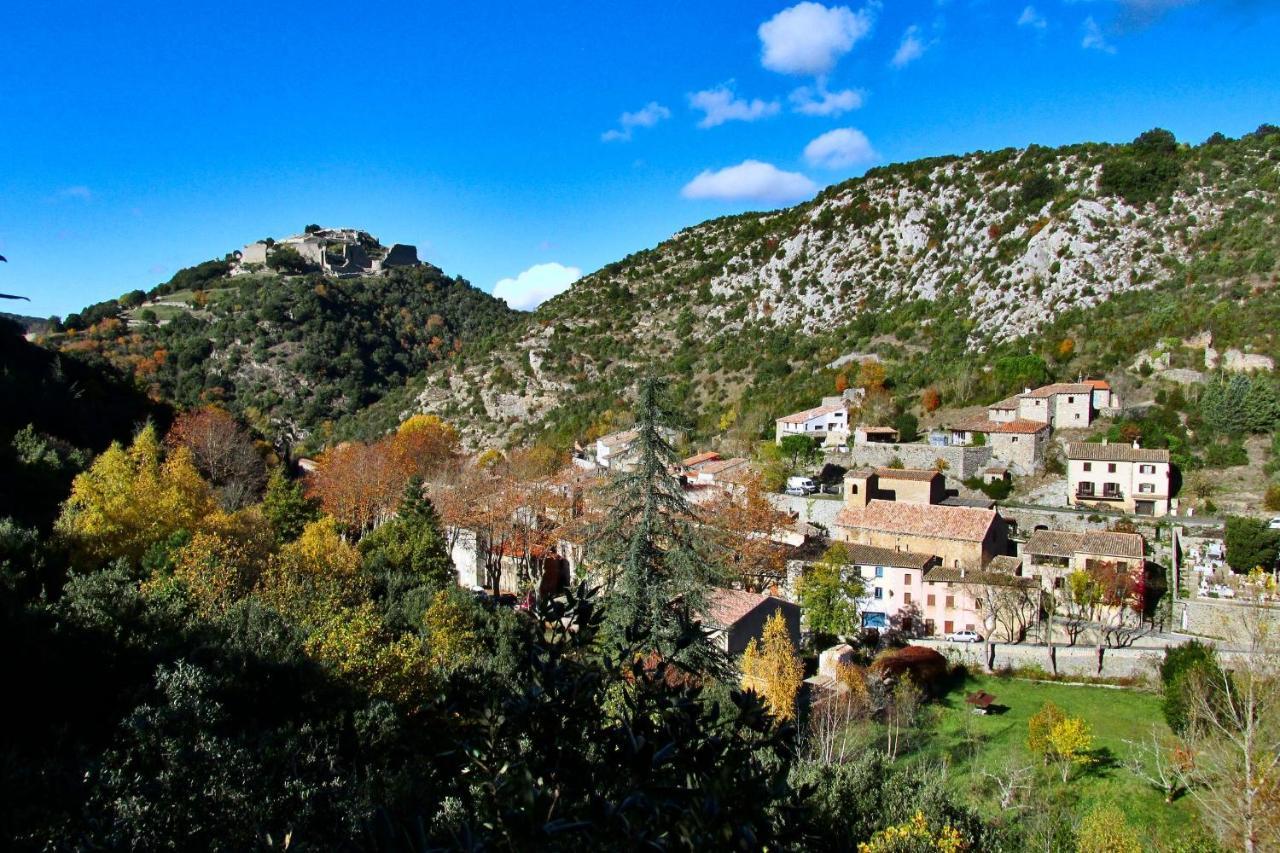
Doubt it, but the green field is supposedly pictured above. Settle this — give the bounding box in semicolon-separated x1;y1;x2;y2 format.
908;674;1207;848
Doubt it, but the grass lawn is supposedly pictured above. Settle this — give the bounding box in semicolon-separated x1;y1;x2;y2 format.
907;673;1206;848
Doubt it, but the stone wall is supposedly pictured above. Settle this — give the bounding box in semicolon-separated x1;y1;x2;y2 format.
919;638;1165;680
828;443;993;480
1173;598;1280;641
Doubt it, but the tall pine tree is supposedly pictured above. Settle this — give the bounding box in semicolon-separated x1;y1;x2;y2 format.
593;377;726;674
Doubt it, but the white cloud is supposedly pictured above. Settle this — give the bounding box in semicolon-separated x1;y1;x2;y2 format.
492;262;582;311
803;128;877;169
758;2;874;76
601;101;671;142
681;160;818;204
688;86;781;128
1082;16;1116;52
1017;5;1048;30
890;25;927;67
789;83;864;116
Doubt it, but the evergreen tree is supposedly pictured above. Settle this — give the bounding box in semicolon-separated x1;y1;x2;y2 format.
358;477;455;632
261;467;319;543
594;377;725;674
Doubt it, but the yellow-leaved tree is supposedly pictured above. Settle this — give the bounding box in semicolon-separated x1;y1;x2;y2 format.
1075;803;1141;853
423;588;479;673
741;611;804;721
258;516;365;626
160;508;276;616
57;424;215;567
857;811;967;853
1046;716;1095;782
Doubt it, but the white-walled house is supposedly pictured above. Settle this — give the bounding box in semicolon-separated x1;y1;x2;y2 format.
775;404;848;444
984;381;1119;431
1067;441;1173;516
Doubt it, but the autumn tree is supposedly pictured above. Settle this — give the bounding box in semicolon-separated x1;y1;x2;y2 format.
162;508;276;616
704;471;794;591
741;611;804;721
308;438;409;534
166;407;266;510
807;662;871;765
1075;803;1141;853
422;587;480;673
1058;569;1101;646
1045;716;1094;782
392;414;461;480
57;424;215;567
1027;701;1066;763
920;386;941;413
857;811;967;853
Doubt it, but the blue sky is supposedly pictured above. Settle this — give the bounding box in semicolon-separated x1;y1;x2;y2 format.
2;0;1278;317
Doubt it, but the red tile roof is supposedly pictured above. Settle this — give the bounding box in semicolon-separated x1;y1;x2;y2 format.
682;451;721;468
875;467;941;482
1085;379;1111;390
951;417;1048;435
1021;383;1094;399
703;588;780;627
1024;529;1145;560
1067;442;1170;463
835;500;999;543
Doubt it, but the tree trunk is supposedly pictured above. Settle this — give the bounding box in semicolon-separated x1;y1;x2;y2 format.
1095;643;1105;676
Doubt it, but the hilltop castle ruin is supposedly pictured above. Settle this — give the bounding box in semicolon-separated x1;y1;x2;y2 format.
234;227;420;278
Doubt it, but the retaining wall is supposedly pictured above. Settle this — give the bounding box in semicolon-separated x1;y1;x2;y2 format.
827;443;993;480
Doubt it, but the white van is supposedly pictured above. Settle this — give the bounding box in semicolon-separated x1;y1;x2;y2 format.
786;476;818;495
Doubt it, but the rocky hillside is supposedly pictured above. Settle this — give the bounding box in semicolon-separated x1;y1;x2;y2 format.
48;263;518;448
371;126;1280;450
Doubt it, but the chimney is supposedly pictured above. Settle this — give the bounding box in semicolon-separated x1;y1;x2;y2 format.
1023;387;1032;395
1102;438;1108;446
1132;439;1141;450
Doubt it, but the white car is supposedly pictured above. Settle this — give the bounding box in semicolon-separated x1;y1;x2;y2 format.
1268;517;1280;530
783;487;807;496
947;630;983;643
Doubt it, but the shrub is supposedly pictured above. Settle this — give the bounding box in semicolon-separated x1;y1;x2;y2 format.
1159;640;1223;735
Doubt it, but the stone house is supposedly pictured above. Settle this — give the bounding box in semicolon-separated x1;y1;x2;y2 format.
702;588;801;655
843;467;945;508
948;417;1050;474
1022;528;1146;597
833;499;1010;572
1067;441;1173;516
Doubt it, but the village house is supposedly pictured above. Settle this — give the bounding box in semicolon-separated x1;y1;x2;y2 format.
701;588;801;655
853;425;900;445
948;416;1050;474
775;403;848;444
841;543;938;631
833;499;1010;572
918;558;1038;638
843;467;946;508
1022;528;1147;596
591;426;677;471
986;380;1118;430
1067;441;1173;516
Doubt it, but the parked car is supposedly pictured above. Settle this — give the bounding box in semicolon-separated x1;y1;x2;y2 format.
946;630;983;643
1268;517;1280;530
783;486;807;496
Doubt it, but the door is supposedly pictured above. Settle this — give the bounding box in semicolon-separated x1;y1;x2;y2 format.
944;620;954;634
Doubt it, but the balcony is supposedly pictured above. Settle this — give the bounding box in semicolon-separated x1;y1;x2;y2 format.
1075;487;1123;502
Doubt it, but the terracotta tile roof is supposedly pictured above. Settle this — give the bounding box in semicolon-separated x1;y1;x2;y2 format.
682;451;721;468
1024;529;1145;560
777;404;845;425
1067;442;1170;463
703;588;782;627
597;428;638;449
835;500;998;543
858;426;899;434
987;555;1024;574
875;467;941;482
925;564;1036;587
1021;383;1094;399
700;457;748;476
842;543;936;570
951;417;1048;435
1085;379;1111;390
988;395;1021;410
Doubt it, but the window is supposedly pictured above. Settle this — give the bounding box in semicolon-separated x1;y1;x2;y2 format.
1108;463;1117;473
1139;483;1154;494
944;620;954;634
1104;482;1121;497
1078;482;1095;496
903;573;912;585
1067;396;1075;403
1074;413;1080;419
927;594;936;606
873;587;883;600
945;595;955;608
1083;462;1092;472
874;566;884;578
1139;464;1155;474
904;592;913;605
1053;577;1064;590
